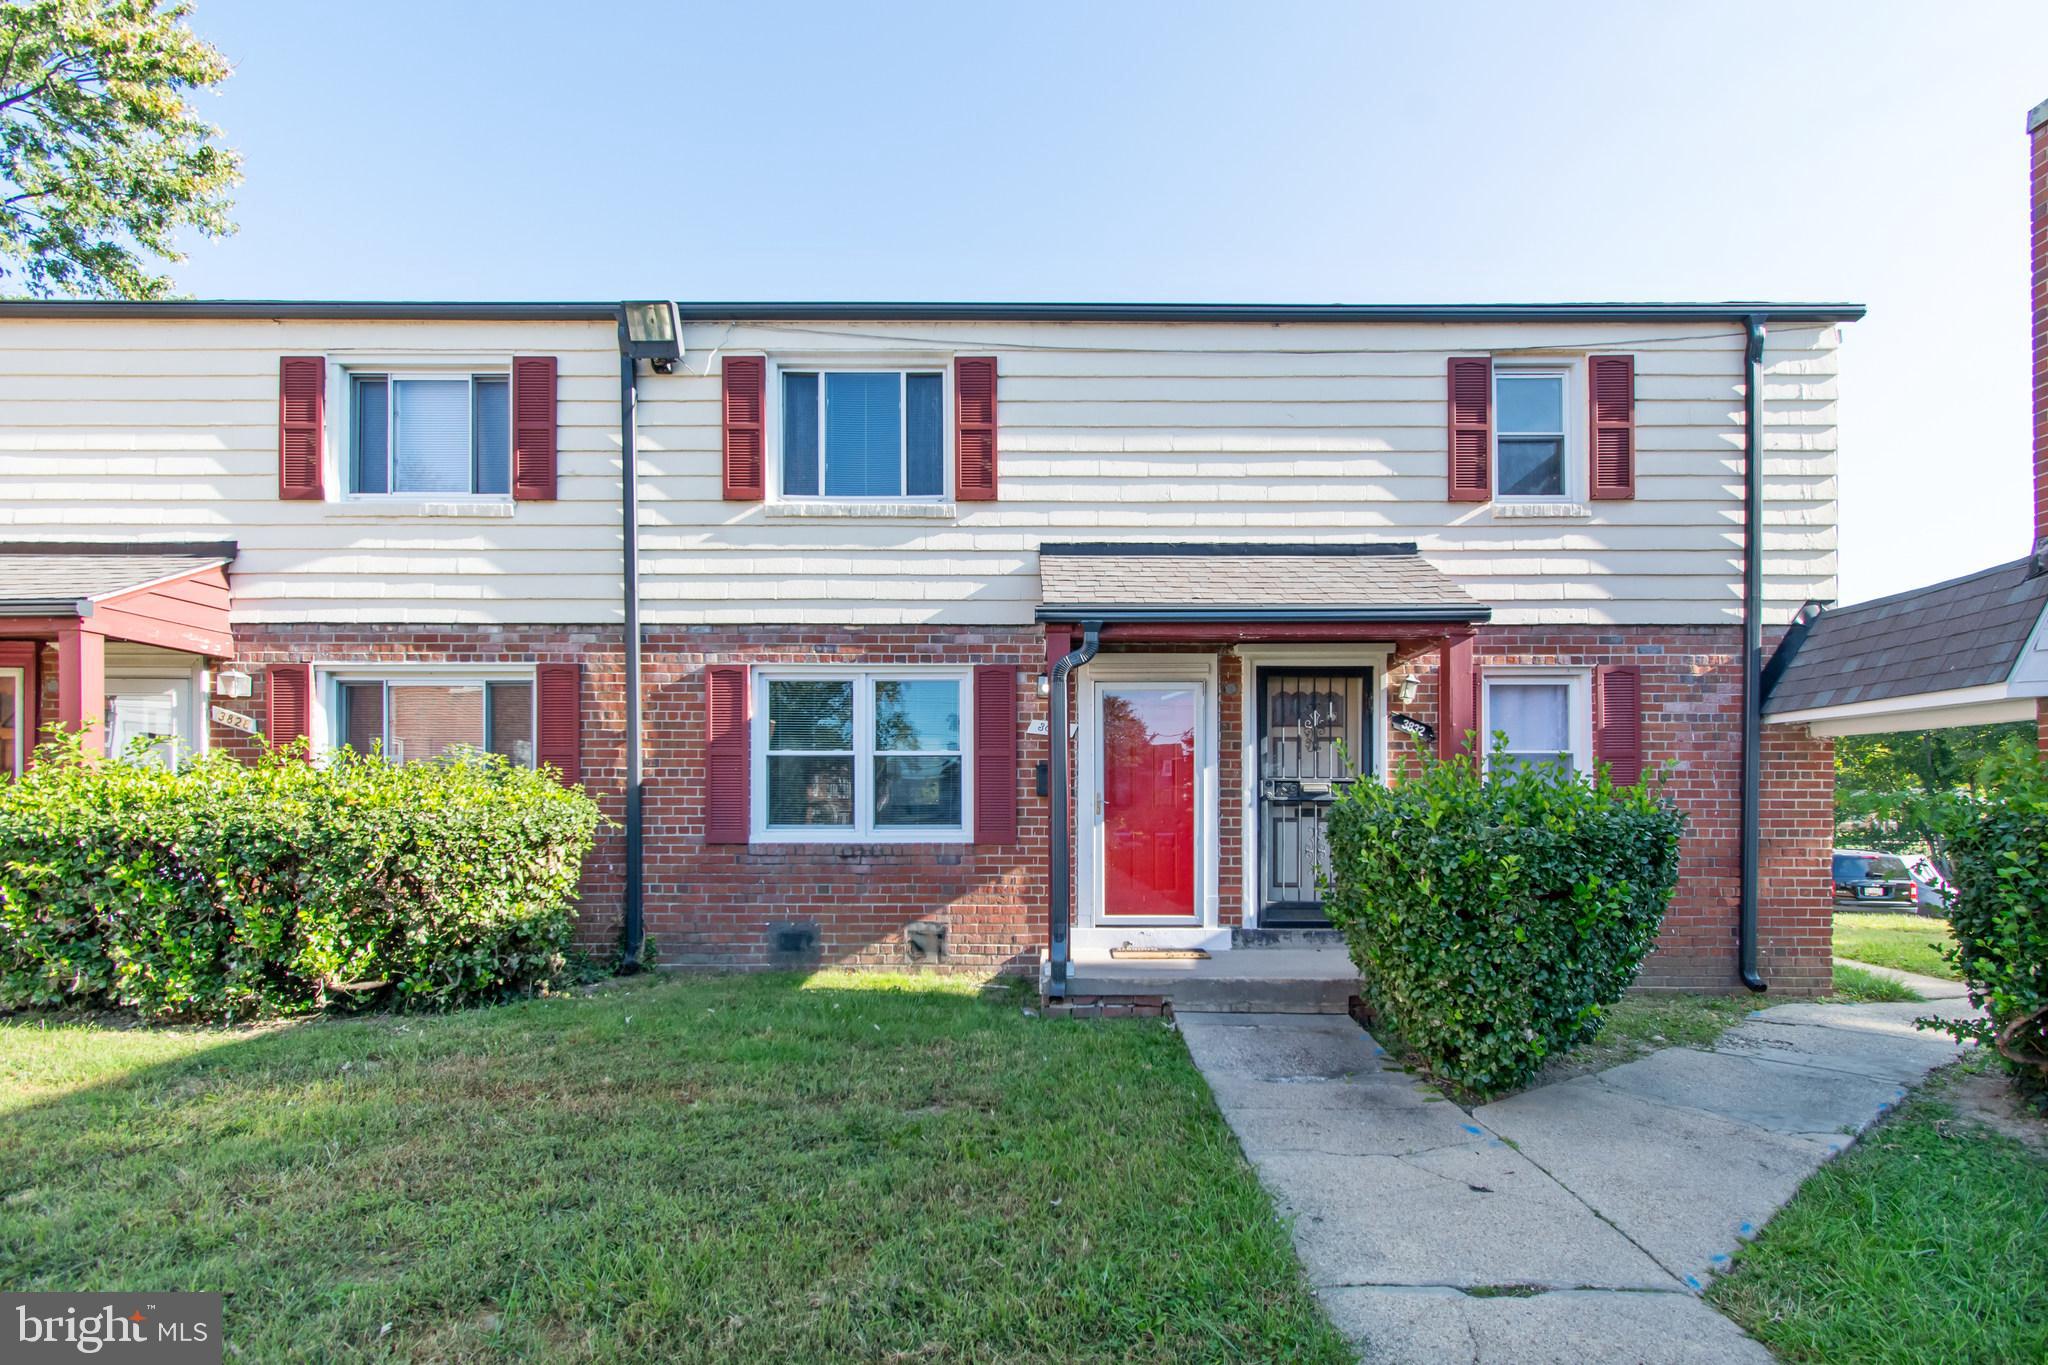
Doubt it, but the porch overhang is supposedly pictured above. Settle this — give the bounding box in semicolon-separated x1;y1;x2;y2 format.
0;541;238;756
0;541;238;656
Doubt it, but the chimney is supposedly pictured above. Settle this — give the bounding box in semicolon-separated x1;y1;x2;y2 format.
2034;96;2048;543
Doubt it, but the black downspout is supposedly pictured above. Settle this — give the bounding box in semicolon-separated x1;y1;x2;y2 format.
1046;621;1101;998
617;339;646;972
1739;315;1768;993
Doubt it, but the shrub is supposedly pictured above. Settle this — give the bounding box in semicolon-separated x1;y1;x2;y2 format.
1324;743;1685;1098
1922;748;2048;1091
0;734;603;1018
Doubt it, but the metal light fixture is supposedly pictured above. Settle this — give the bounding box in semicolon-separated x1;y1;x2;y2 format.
1397;674;1420;706
1036;672;1052;699
620;300;683;373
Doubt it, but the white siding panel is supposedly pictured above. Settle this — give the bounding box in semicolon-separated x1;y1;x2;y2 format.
0;314;1840;627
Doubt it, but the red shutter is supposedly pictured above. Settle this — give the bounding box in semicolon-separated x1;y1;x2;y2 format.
1436;635;1476;759
512;356;558;500
265;662;312;750
1446;356;1492;502
535;662;582;785
955;356;998;501
277;357;325;500
705;664;750;843
1594;665;1645;785
722;356;767;500
1589;355;1636;500
973;665;1018;843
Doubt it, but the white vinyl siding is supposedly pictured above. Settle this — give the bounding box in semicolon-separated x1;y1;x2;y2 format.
0;315;1840;628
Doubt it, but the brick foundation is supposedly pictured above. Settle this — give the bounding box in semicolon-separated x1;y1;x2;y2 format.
205;620;1836;996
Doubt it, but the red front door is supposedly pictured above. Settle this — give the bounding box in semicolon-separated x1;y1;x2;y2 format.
1098;684;1198;920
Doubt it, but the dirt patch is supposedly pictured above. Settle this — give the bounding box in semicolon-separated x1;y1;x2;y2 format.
1935;1062;2048;1151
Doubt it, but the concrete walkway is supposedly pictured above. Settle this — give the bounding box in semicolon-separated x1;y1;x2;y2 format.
1179;995;1976;1364
1835;956;1972;1001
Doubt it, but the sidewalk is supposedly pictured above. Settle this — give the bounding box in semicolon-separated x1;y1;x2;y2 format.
1178;994;1975;1364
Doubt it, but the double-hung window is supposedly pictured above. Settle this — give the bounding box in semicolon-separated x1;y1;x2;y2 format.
1494;369;1568;499
780;370;945;499
758;671;967;838
350;372;511;496
1482;673;1589;774
331;673;534;766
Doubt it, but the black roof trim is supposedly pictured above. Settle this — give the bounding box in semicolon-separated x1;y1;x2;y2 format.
0;301;620;322
1036;605;1492;624
0;539;238;558
0;299;1867;324
1038;541;1422;558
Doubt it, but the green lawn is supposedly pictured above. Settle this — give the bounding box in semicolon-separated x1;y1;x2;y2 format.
1834;911;1959;980
1707;1066;2048;1364
1530;993;1755;1084
1830;962;1924;1003
0;974;1347;1364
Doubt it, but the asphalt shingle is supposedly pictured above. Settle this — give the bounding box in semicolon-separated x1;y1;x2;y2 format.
1038;542;1484;616
1763;555;2048;714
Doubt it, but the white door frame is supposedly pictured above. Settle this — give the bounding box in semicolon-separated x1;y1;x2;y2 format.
0;665;24;777
104;643;207;766
1074;653;1224;953
1234;644;1394;929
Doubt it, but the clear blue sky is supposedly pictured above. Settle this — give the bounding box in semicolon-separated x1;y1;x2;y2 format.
170;0;2048;606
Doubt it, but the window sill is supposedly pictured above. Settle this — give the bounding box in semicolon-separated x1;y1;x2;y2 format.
329;500;517;520
765;501;957;521
749;831;974;846
1490;501;1592;520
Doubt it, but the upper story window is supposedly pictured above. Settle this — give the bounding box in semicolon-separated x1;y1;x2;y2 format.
332;673;534;766
350;372;511;497
756;670;967;839
1495;370;1567;499
780;370;945;499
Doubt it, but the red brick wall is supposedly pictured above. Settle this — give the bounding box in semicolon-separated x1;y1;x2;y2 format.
1388;626;1834;994
2032;102;2047;542
213;621;1836;995
210;625;629;947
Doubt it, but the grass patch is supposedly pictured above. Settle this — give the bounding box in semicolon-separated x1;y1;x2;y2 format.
0;973;1347;1363
1830;963;1925;1004
1835;912;1958;980
1707;1070;2048;1365
1533;993;1755;1083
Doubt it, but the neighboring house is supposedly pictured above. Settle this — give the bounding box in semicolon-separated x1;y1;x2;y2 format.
1765;98;2048;756
0;297;1862;996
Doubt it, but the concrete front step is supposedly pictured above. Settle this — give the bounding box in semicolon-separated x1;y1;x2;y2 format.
1233;926;1347;950
1061;944;1359;1014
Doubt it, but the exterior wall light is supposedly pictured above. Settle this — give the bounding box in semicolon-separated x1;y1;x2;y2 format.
620;300;683;373
1397;674;1420;706
1036;672;1052;699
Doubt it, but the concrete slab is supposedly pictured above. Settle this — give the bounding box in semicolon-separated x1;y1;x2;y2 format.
1476;1075;1837;1288
1257;1144;1675;1292
1716;1016;1963;1085
1067;945;1357;1013
1178;998;1980;1361
1592;1044;1903;1137
1320;1286;1775;1365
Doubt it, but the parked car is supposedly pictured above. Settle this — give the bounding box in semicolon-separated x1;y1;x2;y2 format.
1832;850;1918;908
1900;854;1954;912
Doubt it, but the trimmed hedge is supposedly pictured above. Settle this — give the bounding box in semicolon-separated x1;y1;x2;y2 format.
1324;744;1685;1098
1925;749;2048;1091
0;735;602;1018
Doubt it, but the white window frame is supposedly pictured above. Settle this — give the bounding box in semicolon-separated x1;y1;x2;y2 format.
1492;364;1579;503
0;665;25;777
336;362;514;502
1479;667;1592;775
750;665;973;844
766;354;954;504
314;663;538;766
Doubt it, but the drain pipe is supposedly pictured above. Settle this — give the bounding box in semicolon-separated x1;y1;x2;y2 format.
1046;620;1101;998
616;337;646;972
1739;314;1768;993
